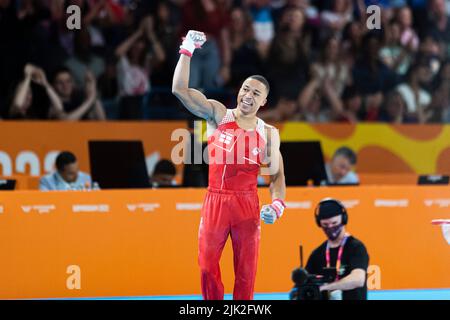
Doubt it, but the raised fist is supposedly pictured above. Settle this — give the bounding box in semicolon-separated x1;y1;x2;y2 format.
179;30;207;57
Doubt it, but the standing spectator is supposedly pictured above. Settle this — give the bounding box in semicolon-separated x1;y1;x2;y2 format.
151;1;182;87
51;66;106;120
395;62;433;123
9;64;64;119
320;0;353;38
227;6;264;90
65;28;105;88
0;0;24;117
180;0;231;88
248;0;275;60
115;16;166;119
266;6;309;105
40;151;92;191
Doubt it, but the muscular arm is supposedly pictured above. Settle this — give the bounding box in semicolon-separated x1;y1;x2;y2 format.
172;54;226;123
320;269;366;292
267;128;286;201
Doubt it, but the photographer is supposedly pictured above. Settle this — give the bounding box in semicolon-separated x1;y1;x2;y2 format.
305;198;369;300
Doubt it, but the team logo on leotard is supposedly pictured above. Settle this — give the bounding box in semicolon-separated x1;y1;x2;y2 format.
218;132;233;145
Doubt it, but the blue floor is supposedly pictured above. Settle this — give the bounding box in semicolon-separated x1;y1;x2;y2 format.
57;289;450;300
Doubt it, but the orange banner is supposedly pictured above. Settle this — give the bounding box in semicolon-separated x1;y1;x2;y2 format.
1;122;450;180
0;186;449;299
0;121;187;178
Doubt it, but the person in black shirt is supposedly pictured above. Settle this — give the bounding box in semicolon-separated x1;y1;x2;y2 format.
305;198;369;300
50;66;106;120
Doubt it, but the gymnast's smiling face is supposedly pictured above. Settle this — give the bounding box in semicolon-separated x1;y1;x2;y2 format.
236;78;268;116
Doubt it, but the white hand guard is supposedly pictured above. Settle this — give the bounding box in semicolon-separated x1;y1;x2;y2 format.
260;199;286;224
179;30;207;57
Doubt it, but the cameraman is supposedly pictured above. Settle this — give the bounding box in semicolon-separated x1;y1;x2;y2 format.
305;198;369;300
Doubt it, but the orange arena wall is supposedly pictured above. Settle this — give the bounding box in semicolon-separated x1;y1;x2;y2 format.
1;122;450;182
0;186;449;299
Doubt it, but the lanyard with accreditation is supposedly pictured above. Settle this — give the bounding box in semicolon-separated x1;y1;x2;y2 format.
326;234;350;281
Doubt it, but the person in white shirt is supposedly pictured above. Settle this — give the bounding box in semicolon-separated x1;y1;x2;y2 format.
395;62;433;123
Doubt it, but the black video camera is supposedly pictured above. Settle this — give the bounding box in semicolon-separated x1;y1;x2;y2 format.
289;268;334;300
289;245;334;300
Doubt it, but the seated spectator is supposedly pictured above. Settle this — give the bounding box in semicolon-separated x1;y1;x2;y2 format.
418;34;445;77
115;16;165;119
272;0;320;29
438;60;450;95
352;32;398;96
379;20;413;76
328;84;363;123
51;66;106;120
396;5;420;52
427;84;449;123
426;0;450;51
150;159;177;188
9;64;64;120
299;70;367;123
363;91;384;121
259;97;299;122
395;62;433;123
310;35;350;97
341;21;367;67
378;91;407;123
65;28;105;89
297;70;333;122
427;60;450;123
40;151;92;191
326;146;359;184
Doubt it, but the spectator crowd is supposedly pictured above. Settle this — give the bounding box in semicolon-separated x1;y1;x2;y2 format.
0;0;449;123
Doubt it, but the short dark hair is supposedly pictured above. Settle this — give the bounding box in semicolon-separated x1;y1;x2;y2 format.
55;151;77;171
247;75;270;94
51;66;72;83
153;159;176;176
333;146;357;165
